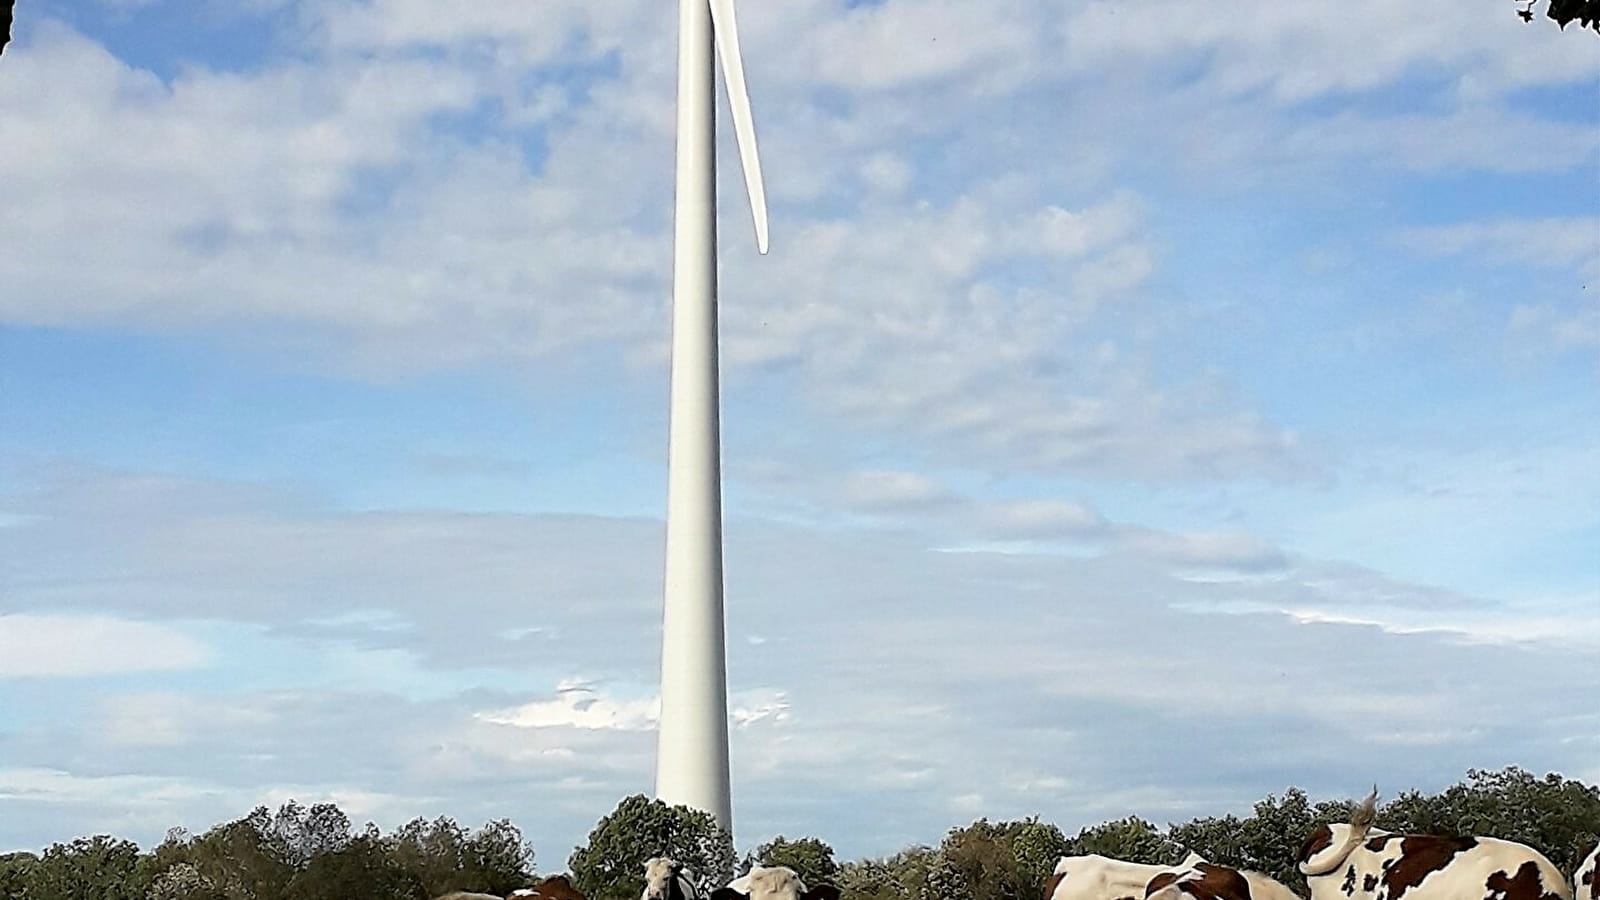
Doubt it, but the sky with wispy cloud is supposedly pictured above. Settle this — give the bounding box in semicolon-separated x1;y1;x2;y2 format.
1;0;1597;869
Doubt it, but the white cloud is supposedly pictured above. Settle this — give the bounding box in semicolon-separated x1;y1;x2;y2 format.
840;471;952;512
0;614;212;677
1398;217;1600;280
732;690;792;729
102;693;279;748
477;682;659;732
1;466;1594;857
0;767;214;805
1125;529;1290;575
1059;0;1600;101
978;499;1110;540
809;0;1041;92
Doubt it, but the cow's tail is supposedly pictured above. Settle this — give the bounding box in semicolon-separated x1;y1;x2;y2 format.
1299;789;1378;877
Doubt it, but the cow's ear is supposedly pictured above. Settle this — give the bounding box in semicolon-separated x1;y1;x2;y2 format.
710;889;747;900
801;886;840;900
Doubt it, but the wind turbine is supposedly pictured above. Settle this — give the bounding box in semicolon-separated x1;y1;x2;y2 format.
653;0;768;833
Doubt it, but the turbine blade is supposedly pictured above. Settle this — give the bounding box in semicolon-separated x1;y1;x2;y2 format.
707;0;769;254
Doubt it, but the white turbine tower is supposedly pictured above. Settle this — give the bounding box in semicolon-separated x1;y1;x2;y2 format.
654;0;768;832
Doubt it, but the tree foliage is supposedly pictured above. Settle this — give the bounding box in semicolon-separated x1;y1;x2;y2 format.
1168;789;1355;893
0;852;38;900
0;768;1593;900
1066;816;1181;865
1517;0;1600;32
388;815;535;896
745;836;840;887
283;828;424;900
145;863;226;900
569;795;736;900
26;835;146;900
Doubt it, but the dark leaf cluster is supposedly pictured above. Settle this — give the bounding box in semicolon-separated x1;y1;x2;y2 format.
1517;0;1600;31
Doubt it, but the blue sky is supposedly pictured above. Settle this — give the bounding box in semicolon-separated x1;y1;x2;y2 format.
1;0;1597;872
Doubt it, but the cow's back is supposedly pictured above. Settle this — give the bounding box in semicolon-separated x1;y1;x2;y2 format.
1309;834;1569;900
1048;855;1185;900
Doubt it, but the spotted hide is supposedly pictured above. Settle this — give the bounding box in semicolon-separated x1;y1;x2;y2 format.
1576;843;1599;900
1144;863;1304;900
1043;854;1211;900
1297;792;1571;900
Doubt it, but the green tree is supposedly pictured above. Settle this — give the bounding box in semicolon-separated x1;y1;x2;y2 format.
840;846;940;900
570;795;735;900
922;817;1071;900
745;836;840;887
1168;788;1351;893
462;818;536;895
836;855;906;900
265;801;353;869
998;818;1071;899
1067;816;1179;865
135;827;205;894
25;835;147;900
285;828;425;900
187;807;296;900
145;863;226;900
388;816;533;896
389;816;474;895
935;820;1024;900
0;852;39;900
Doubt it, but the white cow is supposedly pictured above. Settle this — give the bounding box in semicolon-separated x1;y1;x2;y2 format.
711;866;838;900
1297;791;1571;900
1044;853;1208;900
1143;862;1303;900
1575;842;1599;900
643;858;703;900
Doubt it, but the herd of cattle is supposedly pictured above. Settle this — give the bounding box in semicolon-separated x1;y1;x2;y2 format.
436;794;1600;900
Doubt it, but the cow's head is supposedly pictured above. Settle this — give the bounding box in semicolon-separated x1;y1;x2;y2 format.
1298;788;1379;877
643;858;690;900
748;866;806;900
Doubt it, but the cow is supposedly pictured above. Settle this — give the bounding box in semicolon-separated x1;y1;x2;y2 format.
644;857;703;900
1044;853;1208;900
1297;791;1571;900
511;875;589;900
710;866;840;900
1144;862;1303;900
1576;842;1599;900
433;894;503;900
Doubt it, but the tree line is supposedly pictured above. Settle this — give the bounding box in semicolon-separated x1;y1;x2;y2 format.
2;767;1595;900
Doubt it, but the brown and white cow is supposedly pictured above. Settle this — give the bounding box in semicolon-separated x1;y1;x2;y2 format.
1043;854;1212;900
511;875;589;900
1297;791;1571;900
1144;862;1303;900
709;866;839;900
1575;842;1599;900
